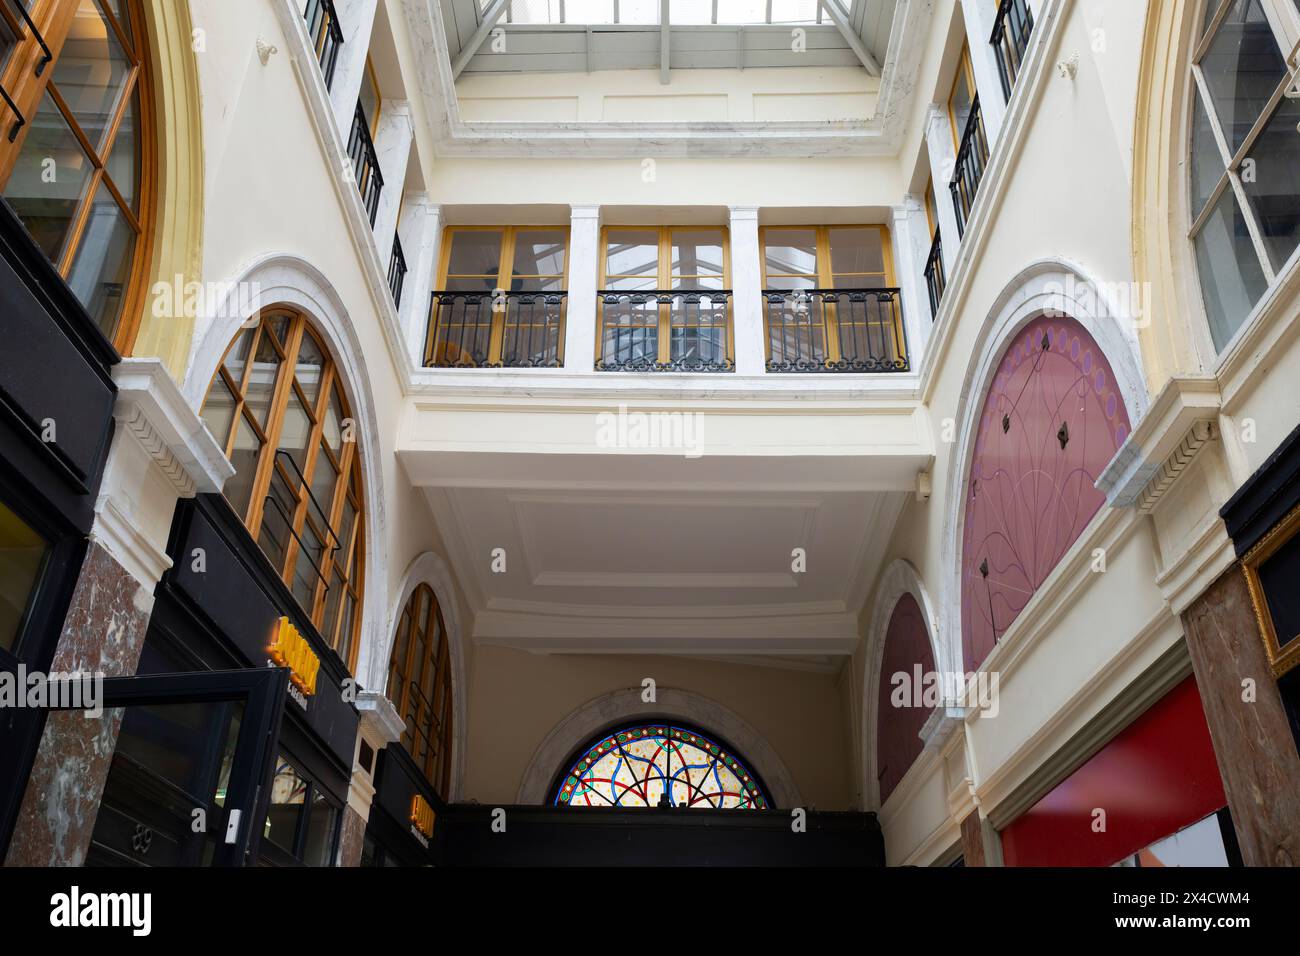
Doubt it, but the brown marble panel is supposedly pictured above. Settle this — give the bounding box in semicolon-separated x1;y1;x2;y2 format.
960;810;986;867
337;805;367;867
1182;565;1300;867
3;542;153;867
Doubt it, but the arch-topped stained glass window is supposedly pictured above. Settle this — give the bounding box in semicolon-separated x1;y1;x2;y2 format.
552;722;770;809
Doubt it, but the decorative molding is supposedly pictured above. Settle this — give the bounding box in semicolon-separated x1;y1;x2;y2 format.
355;690;405;747
1137;420;1215;514
515;687;803;808
90;496;171;593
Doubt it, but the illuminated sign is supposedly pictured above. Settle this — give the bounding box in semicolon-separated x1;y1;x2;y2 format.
267;617;320;697
410;794;436;839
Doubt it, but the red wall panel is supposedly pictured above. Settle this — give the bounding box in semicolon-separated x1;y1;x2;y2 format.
1000;676;1226;867
876;593;936;804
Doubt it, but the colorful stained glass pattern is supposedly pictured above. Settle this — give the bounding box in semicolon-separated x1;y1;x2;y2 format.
960;316;1131;671
554;723;770;809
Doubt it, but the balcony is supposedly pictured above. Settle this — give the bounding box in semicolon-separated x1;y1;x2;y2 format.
924;230;946;319
597;290;734;373
303;0;344;91
426;290;566;369
763;289;909;372
346;102;383;226
991;0;1035;103
949;95;990;238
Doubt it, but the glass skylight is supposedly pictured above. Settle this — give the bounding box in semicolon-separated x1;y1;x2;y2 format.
482;0;827;26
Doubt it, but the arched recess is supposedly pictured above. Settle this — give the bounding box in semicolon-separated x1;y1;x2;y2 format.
128;0;205;373
940;260;1147;673
385;551;468;803
860;559;943;809
183;254;391;691
516;688;802;809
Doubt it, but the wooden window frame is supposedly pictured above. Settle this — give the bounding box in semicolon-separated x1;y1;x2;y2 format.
597;224;733;365
386;583;453;797
947;43;978;149
0;0;156;355
360;54;381;136
429;224;570;366
759;224;899;365
201;309;366;673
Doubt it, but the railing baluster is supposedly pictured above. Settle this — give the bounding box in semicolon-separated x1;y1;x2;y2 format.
594;290;734;372
425;291;567;368
303;0;345;91
388;234;407;307
762;288;910;373
991;0;1035;103
949;95;989;238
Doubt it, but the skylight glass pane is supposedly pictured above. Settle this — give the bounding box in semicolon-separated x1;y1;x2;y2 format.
485;0;822;25
670;0;712;24
716;1;771;24
565;0;615;21
617;0;659;24
769;0;821;24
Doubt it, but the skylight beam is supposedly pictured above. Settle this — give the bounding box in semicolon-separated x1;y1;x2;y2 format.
817;0;880;76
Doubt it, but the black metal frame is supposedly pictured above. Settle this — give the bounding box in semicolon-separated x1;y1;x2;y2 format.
388;234;407;308
949;95;989;238
763;288;910;372
924;229;946;319
596;289;734;372
991;0;1035;102
347;102;383;225
427;290;567;369
302;0;344;90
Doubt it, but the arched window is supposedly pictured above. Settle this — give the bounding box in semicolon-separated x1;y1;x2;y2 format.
0;0;154;348
386;583;453;796
960;316;1131;671
552;722;770;809
199;309;366;671
876;593;935;805
1189;0;1300;350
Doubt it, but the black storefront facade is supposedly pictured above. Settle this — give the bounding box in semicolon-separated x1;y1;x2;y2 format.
84;493;361;866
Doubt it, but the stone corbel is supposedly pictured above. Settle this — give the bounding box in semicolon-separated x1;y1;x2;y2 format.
356;689;405;749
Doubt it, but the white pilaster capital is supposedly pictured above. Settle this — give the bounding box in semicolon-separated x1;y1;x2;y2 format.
893;195;924;218
728;205;760;223
570;203;602;221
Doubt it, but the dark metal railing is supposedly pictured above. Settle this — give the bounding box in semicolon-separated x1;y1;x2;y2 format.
0;79;23;142
426;290;567;368
991;0;1035;102
347;101;383;225
763;289;909;372
303;0;344;90
924;229;946;319
949;95;989;238
388;234;407;307
597;290;734;372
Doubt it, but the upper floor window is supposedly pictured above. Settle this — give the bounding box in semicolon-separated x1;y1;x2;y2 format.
0;0;152;349
1190;0;1300;351
200;310;366;671
761;225;907;371
598;226;732;372
427;225;569;368
386;583;453;797
948;44;978;148
552;722;770;809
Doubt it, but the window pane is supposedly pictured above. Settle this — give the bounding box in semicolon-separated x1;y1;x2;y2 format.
446;230;503;276
309;444;338;524
221;327;255;388
1239;92;1300;272
322;388;343;455
2;94;95;262
244;333;282;429
1190;94;1225;219
605;230;658;277
301;791;338;867
292;520;324;609
294;332;325;407
0;499;50;653
1194;188;1270;349
716;1;771;24
54;0;134;153
65;180;135;339
278;390;313;475
830;227;886;276
670;0;711;24
765;274;816;291
1200;0;1285;153
511;229;566;276
764;229;817;277
949;60;974;140
671;230;724;278
263;758;307;854
224;414;261;521
200;376;238;451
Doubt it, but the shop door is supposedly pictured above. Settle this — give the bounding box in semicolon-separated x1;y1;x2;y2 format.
74;668;289;867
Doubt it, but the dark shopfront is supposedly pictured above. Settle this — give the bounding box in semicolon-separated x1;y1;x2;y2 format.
83;494;359;867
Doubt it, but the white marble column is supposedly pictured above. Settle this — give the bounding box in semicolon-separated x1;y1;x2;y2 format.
328;0;379;139
924;103;962;278
564;204;601;372
960;0;1008;144
728;206;766;376
371;99;413;258
397;197;442;367
891;196;934;359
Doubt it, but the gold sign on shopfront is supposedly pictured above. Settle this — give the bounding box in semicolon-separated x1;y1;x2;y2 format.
410;794;436;838
268;617;321;696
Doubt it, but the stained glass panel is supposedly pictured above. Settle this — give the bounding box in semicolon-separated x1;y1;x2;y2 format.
553;723;769;809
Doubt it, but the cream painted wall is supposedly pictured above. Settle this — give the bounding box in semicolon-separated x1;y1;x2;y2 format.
462;646;853;809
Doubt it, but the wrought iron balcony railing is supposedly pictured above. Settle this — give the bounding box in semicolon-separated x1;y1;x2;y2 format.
426;290;566;369
924;229;946;319
597;289;734;372
764;288;909;372
303;0;344;91
949;95;990;238
347;102;383;225
388;234;407;308
991;0;1035;103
